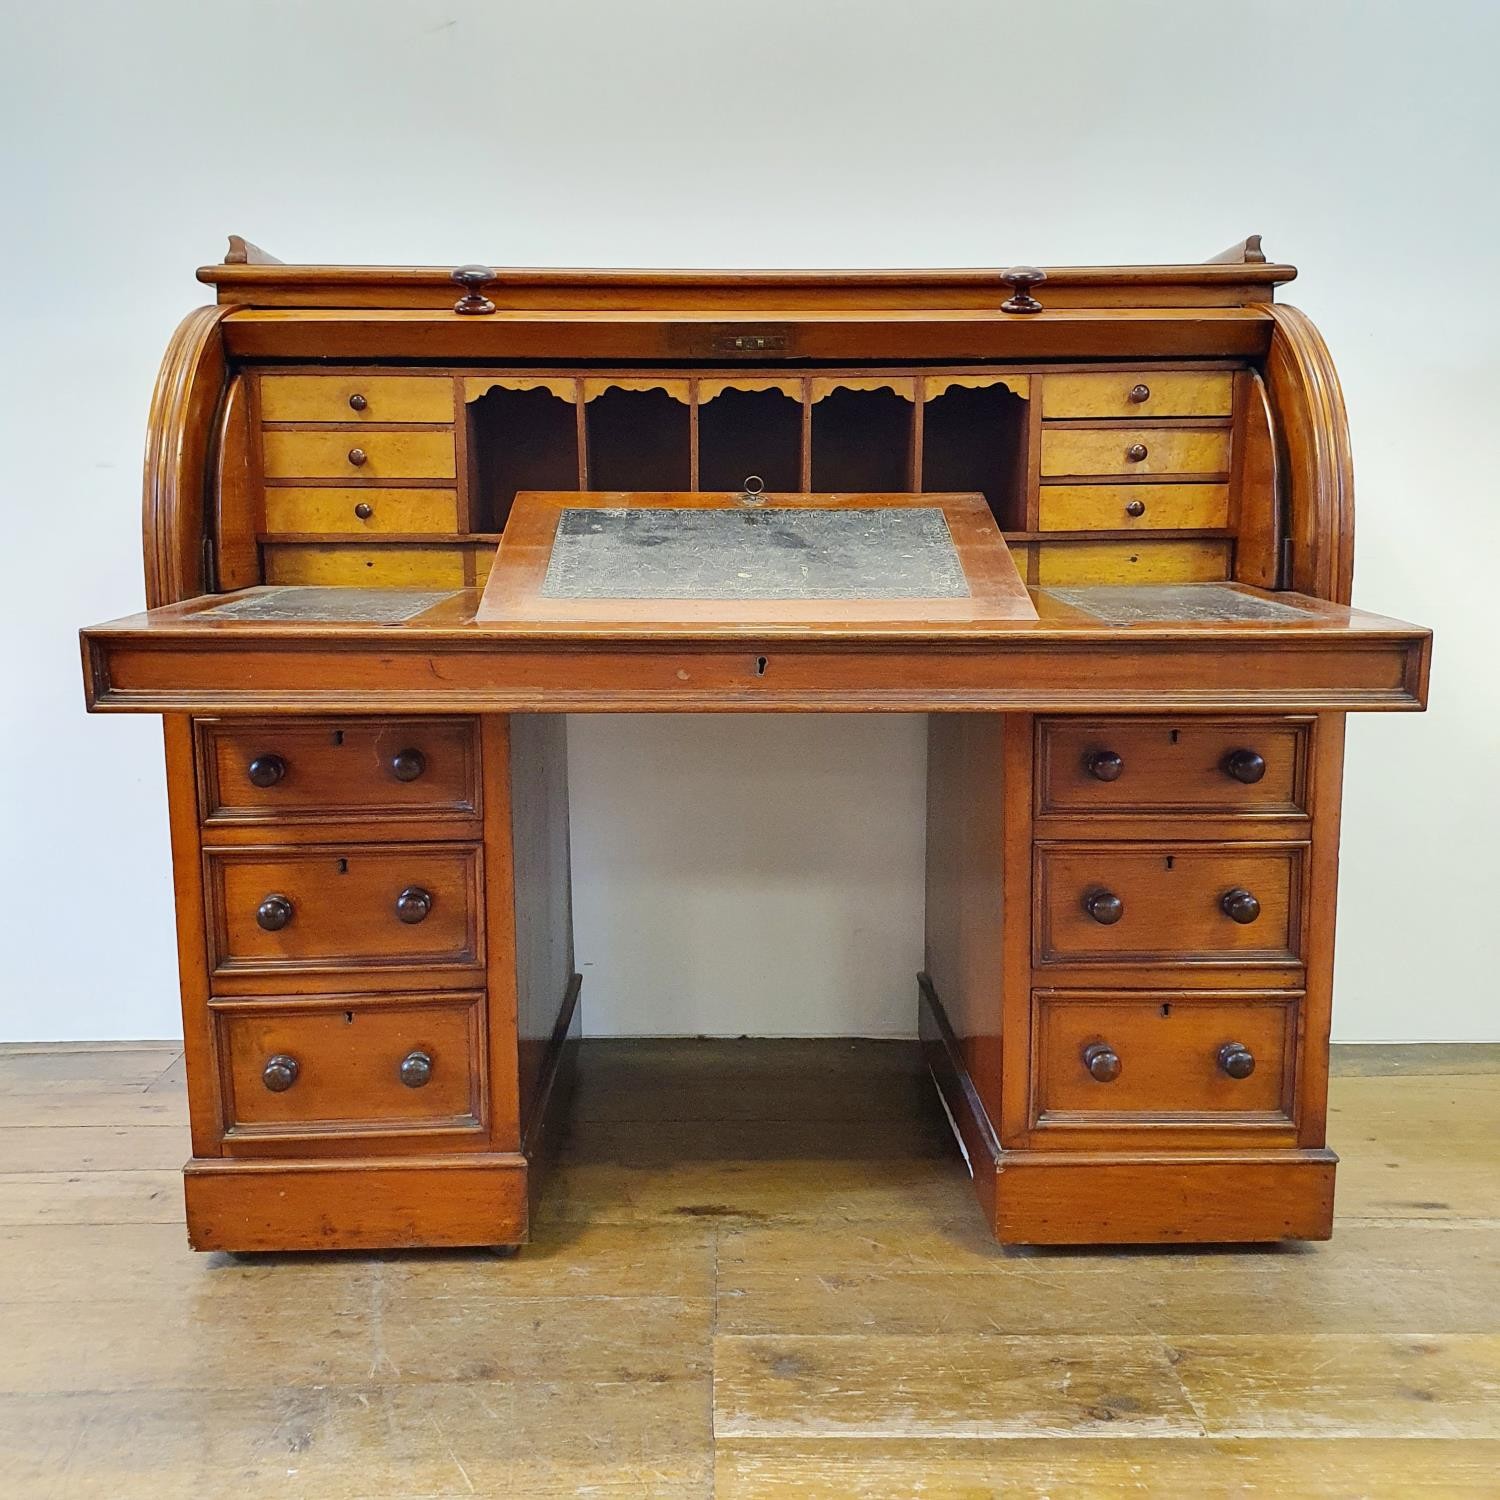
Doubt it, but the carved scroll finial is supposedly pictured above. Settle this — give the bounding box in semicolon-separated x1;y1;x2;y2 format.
452;264;498;315
1207;234;1267;265
1000;266;1046;314
224;235;282;265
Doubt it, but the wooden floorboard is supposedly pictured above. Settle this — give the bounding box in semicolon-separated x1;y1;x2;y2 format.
0;1037;1495;1496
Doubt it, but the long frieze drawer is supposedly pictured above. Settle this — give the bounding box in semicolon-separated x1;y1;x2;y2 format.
215;994;485;1139
1035;843;1304;966
1041;372;1234;419
259;375;455;424
1032;990;1296;1127
1037;484;1229;532
205;845;483;976
262;429;456;481
1037;718;1308;817
197;718;480;825
263;487;460;536
1040;427;1231;478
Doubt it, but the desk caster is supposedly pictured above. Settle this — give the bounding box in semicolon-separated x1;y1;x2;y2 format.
488;1243;522;1258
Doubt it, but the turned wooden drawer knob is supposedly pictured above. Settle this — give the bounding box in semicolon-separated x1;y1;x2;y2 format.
1221;887;1261;925
262;1054;299;1092
1085;749;1124;782
347;447;368;467
246;753;286;788
1125;499;1146;518
1127;383;1151;404
1224;748;1267;784
354;502;373;520
256;894;294;932
348;392;367;412
395;885;433;924
452;264;498;315
1084;889;1124;925
1083;1042;1121;1082
400;1050;434;1088
1126;442;1149;462
1000;266;1046;315
1218;1041;1256;1079
390;747;427;782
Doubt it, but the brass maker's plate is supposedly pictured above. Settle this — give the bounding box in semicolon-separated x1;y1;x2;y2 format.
540;506;971;602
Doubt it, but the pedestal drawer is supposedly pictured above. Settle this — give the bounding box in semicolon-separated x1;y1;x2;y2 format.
1035;843;1303;967
1037;718;1308;818
198;718;480;825
215;993;485;1141
1032;990;1296;1128
205;844;482;978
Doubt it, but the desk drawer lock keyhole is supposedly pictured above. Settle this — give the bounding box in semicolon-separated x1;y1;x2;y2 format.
755;656;768;677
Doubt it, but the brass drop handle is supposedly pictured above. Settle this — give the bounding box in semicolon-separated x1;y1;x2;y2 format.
400;1050;434;1088
1125;499;1146;518
1127;383;1151;404
1084;889;1124;925
262;1054;299;1092
347;447;368;467
390;748;427;782
1126;442;1149;463
1218;1042;1256;1079
395;886;433;924
256;894;294;932
247;753;287;788
1083;1042;1121;1082
1224;749;1267;784
1085;749;1124;782
348;392;367;412
354;502;373;520
1221;888;1261;925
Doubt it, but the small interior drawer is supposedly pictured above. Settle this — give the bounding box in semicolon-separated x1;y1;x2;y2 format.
1034;539;1230;586
206;844;483;978
259;374;455;425
215;994;485;1139
1037;484;1229;533
1035;843;1303;967
262;429;456;481
262;487;460;536
1040;427;1231;479
1032;990;1296;1127
1041;372;1234;419
198;718;480;825
1037;718;1308;817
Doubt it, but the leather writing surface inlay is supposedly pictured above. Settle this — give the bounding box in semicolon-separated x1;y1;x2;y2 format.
1046;584;1317;625
200;587;458;623
539;506;970;601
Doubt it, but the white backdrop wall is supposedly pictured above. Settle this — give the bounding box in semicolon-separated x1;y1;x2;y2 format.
1;0;1494;1042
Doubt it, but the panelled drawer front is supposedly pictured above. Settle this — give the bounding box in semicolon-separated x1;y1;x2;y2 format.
263;487;461;536
206;845;482;976
1040;427;1231;478
1042;372;1234;419
1036;844;1302;966
198;718;480;825
259;375;455;424
1037;719;1308;817
262;429;456;481
1037;484;1229;532
216;994;484;1137
1033;991;1295;1126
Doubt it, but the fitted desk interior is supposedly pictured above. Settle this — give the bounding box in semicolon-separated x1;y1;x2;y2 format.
80;239;1430;1251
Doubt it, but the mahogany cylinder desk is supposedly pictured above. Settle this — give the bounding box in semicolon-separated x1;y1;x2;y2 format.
80;236;1431;1251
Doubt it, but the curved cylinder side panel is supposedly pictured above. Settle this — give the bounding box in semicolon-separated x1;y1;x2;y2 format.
1262;304;1355;605
143;305;232;608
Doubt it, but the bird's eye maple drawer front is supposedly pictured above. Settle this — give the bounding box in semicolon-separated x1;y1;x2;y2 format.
1031;991;1297;1129
258;374;456;425
261;428;457;481
214;995;485;1142
1040;371;1235;420
205;845;482;978
1035;844;1304;966
1040;426;1232;479
1036;719;1309;818
262;487;461;537
197;718;480;826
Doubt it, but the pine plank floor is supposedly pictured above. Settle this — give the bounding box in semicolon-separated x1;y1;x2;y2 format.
0;1037;1497;1497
